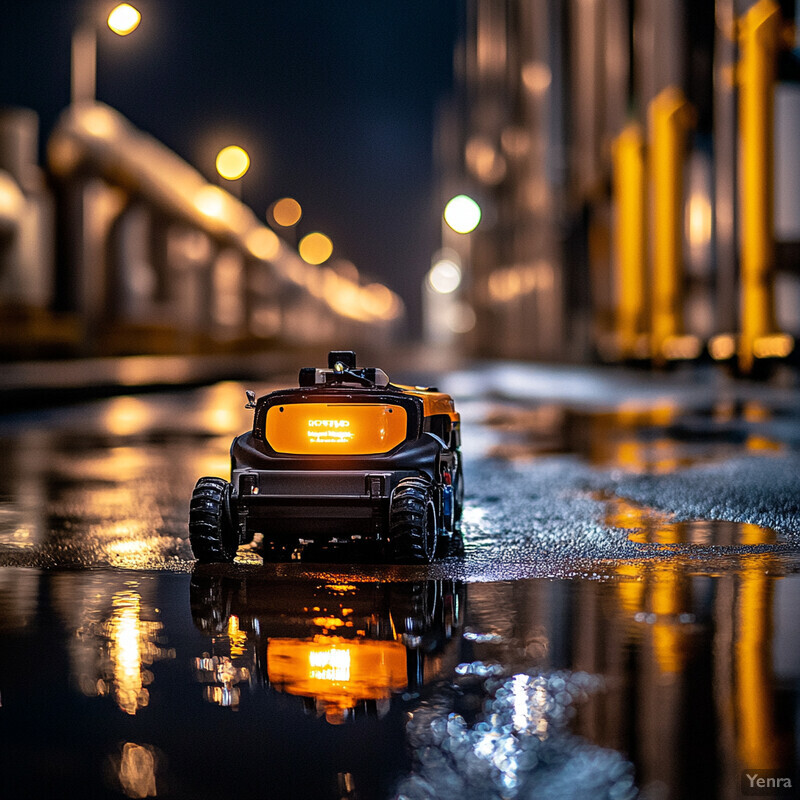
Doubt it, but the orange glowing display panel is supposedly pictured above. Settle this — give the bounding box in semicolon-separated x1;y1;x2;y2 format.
265;403;407;454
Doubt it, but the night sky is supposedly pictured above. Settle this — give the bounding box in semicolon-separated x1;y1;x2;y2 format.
2;0;462;331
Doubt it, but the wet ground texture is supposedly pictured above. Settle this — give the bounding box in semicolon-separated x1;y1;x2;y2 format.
0;362;798;799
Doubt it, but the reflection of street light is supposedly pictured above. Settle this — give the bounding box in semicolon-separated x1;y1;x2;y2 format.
72;4;142;105
443;194;481;234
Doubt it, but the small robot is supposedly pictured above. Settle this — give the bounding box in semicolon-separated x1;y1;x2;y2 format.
189;351;463;563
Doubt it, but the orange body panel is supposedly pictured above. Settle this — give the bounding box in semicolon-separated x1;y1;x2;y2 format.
394;385;460;424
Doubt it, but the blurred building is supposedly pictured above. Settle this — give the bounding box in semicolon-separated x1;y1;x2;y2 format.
436;0;800;370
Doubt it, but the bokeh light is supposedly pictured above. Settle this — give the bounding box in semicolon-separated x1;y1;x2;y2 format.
272;197;302;227
215;146;250;181
298;232;333;265
107;4;141;36
193;185;227;219
444;195;481;234
245;227;281;261
428;259;462;294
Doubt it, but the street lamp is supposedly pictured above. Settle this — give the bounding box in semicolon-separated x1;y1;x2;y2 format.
298;232;333;265
215;146;250;181
107;3;141;35
71;3;142;105
270;197;302;228
443;194;481;234
214;145;250;199
267;197;303;245
427;258;462;294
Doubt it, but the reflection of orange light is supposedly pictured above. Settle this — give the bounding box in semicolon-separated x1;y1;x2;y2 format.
615;563;645;612
227;615;247;657
265;403;407;455
736;558;778;768
651;566;687;674
267;636;408;719
312;616;348;629
118;742;156;799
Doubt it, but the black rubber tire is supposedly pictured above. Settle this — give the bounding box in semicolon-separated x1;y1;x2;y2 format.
389;477;439;563
453;450;464;523
189;477;238;563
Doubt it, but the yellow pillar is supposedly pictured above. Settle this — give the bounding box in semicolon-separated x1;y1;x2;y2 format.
648;88;694;365
738;0;781;373
612;123;648;359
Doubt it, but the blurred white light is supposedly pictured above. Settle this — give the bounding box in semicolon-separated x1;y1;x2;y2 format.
447;301;476;334
428;260;462;294
444;195;481;234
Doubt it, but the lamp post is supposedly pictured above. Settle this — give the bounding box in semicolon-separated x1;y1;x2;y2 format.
71;3;142;105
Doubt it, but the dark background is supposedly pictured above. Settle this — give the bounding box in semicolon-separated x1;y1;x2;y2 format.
1;0;462;327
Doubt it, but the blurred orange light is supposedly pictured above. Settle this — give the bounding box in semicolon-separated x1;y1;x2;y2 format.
108;4;141;36
521;61;552;94
81;105;119;139
215;145;250;180
298;232;333;265
709;334;736;360
360;283;397;319
272;197;302;227
465;136;506;184
246;226;281;261
661;335;702;361
753;333;794;359
193;185;227;219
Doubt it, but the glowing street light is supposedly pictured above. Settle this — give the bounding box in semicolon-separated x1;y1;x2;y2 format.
427;259;462;294
72;4;143;104
298;232;333;265
215;146;250;181
443;194;481;234
271;197;303;228
107;3;142;36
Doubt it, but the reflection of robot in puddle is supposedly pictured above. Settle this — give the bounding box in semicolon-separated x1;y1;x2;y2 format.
190;574;465;723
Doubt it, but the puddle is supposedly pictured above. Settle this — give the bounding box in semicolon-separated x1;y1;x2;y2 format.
479;403;784;473
603;495;778;547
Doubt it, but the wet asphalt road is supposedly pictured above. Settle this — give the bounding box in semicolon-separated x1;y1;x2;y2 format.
0;362;799;799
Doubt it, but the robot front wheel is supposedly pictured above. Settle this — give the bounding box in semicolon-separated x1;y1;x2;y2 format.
189;477;238;564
